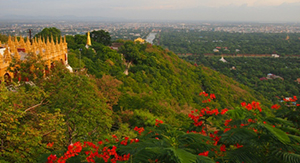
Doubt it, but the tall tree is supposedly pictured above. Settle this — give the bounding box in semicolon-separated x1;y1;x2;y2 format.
34;27;61;43
90;30;111;46
0;34;8;43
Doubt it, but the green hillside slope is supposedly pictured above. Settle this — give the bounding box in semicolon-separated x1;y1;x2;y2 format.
71;41;271;126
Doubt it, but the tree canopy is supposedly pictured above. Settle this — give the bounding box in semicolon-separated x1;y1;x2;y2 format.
90;30;111;46
34;27;62;43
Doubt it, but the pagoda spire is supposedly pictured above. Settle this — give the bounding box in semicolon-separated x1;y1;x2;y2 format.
26;36;31;52
0;52;3;64
19;35;25;48
0;49;4;63
51;35;55;45
8;35;12;42
3;45;11;63
47;36;50;44
86;31;92;48
60;36;63;44
64;35;67;44
14;49;21;61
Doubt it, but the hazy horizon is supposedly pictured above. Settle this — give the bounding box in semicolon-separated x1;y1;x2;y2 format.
1;0;300;22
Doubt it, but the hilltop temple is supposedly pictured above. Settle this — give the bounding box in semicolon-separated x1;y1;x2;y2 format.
134;37;145;43
0;35;69;83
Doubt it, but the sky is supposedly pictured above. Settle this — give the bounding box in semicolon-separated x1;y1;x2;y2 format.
1;0;300;22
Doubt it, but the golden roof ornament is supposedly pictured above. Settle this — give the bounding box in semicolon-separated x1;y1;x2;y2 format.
19;35;26;48
3;45;12;63
0;53;3;64
39;46;44;59
51;35;55;45
64;35;67;44
7;35;12;47
14;49;21;61
86;31;92;46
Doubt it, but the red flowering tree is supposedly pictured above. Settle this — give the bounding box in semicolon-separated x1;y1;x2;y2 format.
43;93;300;163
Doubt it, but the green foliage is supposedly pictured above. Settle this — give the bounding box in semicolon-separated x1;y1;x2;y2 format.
0;83;65;162
218;104;300;163
0;34;8;43
183;56;300;103
160;30;300;54
71;38;272;127
118;124;216;163
2;29;300;163
118;41;142;64
34;27;61;43
261;123;290;144
8;52;46;83
66;35;87;50
90;30;111;46
67;50;85;69
128;110;162;127
40;63;114;144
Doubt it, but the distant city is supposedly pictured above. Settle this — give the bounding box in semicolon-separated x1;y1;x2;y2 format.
1;21;300;43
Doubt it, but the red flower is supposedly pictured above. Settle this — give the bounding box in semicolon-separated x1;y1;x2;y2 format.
155;119;164;126
213;136;220;146
121;140;128;146
220;144;226;152
224;119;232;126
224;128;231;133
235;143;243;148
47;142;54;148
134;127;145;135
246;104;252;110
241;102;246;107
47;154;57;163
199;91;206;96
210;94;216;99
271;104;280;110
221;108;228;115
198;151;209;156
293;96;297;101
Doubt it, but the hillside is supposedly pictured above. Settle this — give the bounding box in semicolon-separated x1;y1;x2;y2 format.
2;34;299;162
69;40;272;127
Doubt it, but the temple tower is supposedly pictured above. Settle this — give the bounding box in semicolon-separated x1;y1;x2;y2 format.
86;31;92;48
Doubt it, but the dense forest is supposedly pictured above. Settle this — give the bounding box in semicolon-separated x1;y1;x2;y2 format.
182;56;300;103
158;30;300;55
1;28;300;163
